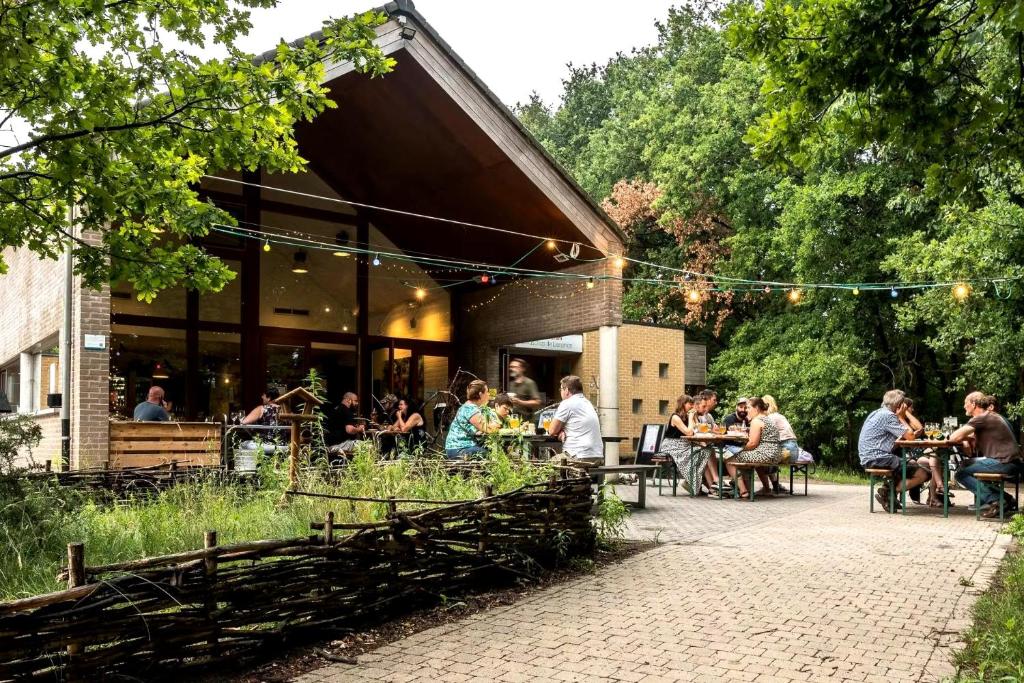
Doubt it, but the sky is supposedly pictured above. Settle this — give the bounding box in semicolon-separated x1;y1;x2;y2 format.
1;1;678;148
236;0;678;108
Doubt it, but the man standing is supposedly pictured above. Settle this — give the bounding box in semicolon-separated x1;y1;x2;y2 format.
548;375;603;465
951;391;1022;517
723;397;749;431
858;389;929;512
133;386;170;421
508;358;542;422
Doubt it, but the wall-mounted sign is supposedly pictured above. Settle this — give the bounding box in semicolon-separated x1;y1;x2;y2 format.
83;334;107;351
511;335;584;354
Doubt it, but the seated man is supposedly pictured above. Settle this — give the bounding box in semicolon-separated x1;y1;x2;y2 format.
950;391;1022;517
134;386;170;422
548;375;603;466
327;392;366;457
858;389;928;511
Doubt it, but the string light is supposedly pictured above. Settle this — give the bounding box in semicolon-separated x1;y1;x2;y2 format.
852;287;860;296
788;289;802;303
342;324;349;332
372;254;381;267
546;239;556;250
480;274;490;284
686;289;700;303
613;256;625;269
953;283;970;301
586;278;595;290
324;306;331;313
415;287;426;301
890;287;899;298
263;239;270;252
763;286;771;294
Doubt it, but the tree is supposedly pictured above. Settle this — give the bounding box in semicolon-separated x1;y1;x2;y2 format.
0;1;394;299
726;0;1024;208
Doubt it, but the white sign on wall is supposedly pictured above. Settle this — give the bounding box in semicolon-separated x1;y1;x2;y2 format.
83;334;107;351
511;335;584;354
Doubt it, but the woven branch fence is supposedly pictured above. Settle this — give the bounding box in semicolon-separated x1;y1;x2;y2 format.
0;470;595;682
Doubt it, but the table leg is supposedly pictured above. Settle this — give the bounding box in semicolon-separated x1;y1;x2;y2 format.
900;452;907;515
718;447;725;500
942;452;949;519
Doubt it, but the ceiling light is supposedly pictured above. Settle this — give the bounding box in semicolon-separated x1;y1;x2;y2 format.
291;251;309;274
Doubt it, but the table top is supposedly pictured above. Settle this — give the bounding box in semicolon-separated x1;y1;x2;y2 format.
227;424;290;431
602;436;629;443
687;433;746;444
896;439;956;448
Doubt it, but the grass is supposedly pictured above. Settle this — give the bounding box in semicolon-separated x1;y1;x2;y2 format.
810;464;869;485
0;444;612;601
953;514;1024;681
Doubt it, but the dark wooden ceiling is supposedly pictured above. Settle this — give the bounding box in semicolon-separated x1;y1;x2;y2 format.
295;49;607;284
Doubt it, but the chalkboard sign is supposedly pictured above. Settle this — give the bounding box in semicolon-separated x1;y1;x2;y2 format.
635;424;664;464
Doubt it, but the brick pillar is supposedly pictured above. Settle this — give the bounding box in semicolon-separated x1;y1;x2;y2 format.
70;234;110;469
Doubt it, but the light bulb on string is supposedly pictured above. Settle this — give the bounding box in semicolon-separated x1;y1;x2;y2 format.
763;286;772;294
952;283;970;301
263;240;270;252
480;274;490;284
415;288;426;301
586;277;595;290
686;289;700;303
788;288;802;303
852;287;860;296
546;239;556;250
890;287;899;298
372;254;381;267
613;256;625;269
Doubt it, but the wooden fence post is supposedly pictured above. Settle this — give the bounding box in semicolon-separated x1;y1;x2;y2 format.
204;531;218;651
66;543;85;678
479;486;493;555
324;511;334;546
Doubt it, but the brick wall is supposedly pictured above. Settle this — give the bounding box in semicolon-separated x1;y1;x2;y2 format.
570;324;687;452
459;260;622;387
0;249;64;365
70;232;111;469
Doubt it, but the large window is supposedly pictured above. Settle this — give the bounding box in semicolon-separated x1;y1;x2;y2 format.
368;225;450;342
259;214;357;332
111;281;187;319
197;331;241;421
199;259;242;324
109;326;187;419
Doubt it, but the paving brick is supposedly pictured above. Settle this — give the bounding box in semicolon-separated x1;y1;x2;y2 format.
294;484;1008;683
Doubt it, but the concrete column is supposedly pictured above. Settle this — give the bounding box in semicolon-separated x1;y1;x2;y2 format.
598;325;619;466
18;352;34;413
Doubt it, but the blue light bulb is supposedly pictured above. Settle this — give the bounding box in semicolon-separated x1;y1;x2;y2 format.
890;288;898;298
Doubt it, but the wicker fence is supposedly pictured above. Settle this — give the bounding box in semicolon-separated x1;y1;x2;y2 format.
0;470;595;681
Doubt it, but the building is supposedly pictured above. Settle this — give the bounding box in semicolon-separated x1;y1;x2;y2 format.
0;1;703;468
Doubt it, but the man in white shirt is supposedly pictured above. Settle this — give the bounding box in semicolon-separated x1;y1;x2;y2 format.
549;375;604;465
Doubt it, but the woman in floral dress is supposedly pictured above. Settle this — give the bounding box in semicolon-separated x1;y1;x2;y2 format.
724;397;783;498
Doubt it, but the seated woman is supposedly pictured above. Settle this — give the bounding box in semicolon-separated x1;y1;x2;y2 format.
384;397;428;455
761;394;800;495
724;397;783;498
239;388;286;454
444;380;496;459
663;394;723;495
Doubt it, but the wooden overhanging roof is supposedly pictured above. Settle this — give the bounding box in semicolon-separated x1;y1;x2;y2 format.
258;0;625;282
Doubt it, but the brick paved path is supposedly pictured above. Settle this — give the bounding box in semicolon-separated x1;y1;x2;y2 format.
295;484;1011;683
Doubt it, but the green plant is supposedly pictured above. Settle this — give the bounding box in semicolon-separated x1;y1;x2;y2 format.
0;414;43;475
594;485;630;546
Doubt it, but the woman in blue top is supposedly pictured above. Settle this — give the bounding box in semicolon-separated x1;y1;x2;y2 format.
445;379;493;459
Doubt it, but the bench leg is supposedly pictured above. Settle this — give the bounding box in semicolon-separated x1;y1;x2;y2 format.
999;481;1005;521
889;480;896;515
976;482;982;521
748;470;756;502
789;466;794;495
870;475;875;513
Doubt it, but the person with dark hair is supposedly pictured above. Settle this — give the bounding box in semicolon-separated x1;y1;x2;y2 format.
549;375;603;465
445;379;494;459
382;397;428;455
327;392;366;456
663;394;725;495
488;393;515;428
241;388;281;426
723;397;782;498
238;387;285;455
508;358;541;421
697;389;719;429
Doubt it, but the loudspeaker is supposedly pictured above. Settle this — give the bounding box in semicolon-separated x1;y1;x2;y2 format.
47;393;62;408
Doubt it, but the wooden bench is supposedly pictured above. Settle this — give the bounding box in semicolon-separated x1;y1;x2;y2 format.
972;472;1021;521
866;468;897;513
109;422;223;469
591;464;659;509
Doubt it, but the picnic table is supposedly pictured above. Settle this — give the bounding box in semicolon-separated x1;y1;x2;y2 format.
894;438;957;518
686;432;746;498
